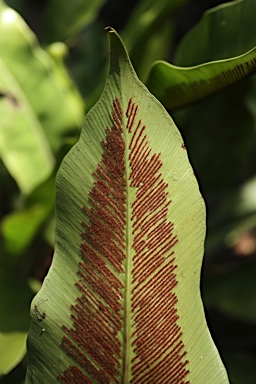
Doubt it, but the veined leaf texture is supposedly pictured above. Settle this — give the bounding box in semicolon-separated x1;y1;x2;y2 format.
26;28;230;384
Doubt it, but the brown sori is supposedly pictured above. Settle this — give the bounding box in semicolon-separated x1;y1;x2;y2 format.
59;98;190;384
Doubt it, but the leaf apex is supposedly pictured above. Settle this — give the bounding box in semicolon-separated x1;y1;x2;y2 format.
105;26;132;77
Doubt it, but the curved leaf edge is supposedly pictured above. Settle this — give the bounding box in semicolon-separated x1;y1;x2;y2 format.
25;27;230;384
146;47;256;110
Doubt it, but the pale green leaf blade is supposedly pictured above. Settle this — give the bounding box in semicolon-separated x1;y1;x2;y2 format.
0;332;26;376
146;48;256;110
0;84;54;193
0;2;84;193
26;28;229;383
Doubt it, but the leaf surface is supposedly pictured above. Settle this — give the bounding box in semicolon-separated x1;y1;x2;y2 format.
146;49;256;110
174;0;256;66
0;1;84;193
26;28;229;383
147;0;256;110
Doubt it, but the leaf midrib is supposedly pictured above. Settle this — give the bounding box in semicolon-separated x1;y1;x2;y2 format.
123;103;133;383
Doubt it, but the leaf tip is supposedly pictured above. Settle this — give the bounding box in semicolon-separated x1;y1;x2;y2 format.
104;26;115;33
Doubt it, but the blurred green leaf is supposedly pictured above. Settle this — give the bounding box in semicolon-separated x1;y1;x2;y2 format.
147;0;256;110
204;262;256;323
0;270;33;376
147;48;256;110
0;10;54;194
131;22;174;82
0;1;84;193
0;357;26;384
121;0;190;80
205;176;256;254
173;77;254;193
122;0;189;52
174;0;256;66
43;0;106;43
2;206;49;258
168;0;256;194
0;333;26;377
1;173;56;262
66;22;108;110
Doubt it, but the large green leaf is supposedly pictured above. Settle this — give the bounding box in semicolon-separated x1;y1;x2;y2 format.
146;48;256;110
174;0;256;66
146;0;256;110
26;28;229;383
167;0;256;195
0;2;84;193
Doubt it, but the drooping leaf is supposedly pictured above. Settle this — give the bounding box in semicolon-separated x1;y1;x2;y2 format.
146;48;256;110
147;0;256;110
168;0;256;194
174;0;256;66
0;1;84;193
26;28;229;383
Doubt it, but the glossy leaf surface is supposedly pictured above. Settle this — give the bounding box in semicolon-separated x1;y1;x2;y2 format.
147;48;256;110
26;29;229;383
174;0;256;66
147;0;256;110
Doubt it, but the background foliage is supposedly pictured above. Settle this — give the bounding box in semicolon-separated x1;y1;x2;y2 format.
1;0;256;382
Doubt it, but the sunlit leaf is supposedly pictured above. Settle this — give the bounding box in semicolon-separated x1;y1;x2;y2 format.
0;1;84;193
26;28;229;383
